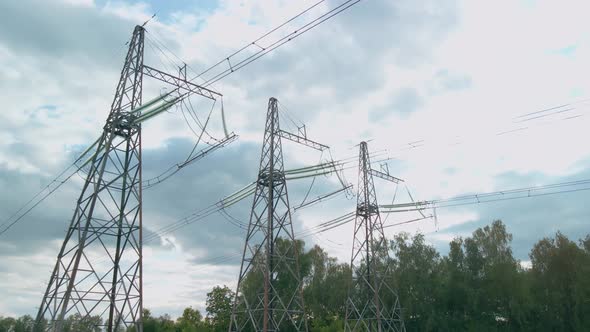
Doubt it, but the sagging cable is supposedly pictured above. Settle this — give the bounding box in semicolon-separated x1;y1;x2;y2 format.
284;161;339;175
218;183;256;208
143;134;237;189
382;215;434;229
294;185;352;211
286;169;335;181
133;98;179;123
130;91;175;114
219;187;256;208
220;96;229;138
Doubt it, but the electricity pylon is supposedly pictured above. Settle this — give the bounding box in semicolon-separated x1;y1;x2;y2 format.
35;25;146;332
229;97;320;332
35;25;223;332
345;141;406;332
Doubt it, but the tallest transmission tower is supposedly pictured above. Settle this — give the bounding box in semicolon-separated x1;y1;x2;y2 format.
345;141;406;332
35;25;146;331
35;22;222;331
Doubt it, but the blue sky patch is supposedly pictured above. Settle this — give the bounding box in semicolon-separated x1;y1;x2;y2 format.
551;44;577;57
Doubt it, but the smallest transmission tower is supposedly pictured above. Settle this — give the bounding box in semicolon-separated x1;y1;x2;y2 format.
345;141;406;332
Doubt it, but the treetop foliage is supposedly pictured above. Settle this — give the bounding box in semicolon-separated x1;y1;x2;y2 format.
2;220;589;331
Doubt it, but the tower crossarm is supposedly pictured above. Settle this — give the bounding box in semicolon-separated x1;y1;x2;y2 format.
142;64;222;100
277;129;329;151
369;168;404;184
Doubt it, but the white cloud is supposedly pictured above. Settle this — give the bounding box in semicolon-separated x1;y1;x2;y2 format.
60;0;94;7
2;0;590;320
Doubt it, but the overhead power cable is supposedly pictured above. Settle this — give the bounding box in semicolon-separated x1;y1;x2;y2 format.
0;138;103;236
143;0;361;91
380;178;590;214
295;178;590;236
192;0;362;87
513;99;590;122
1;1;362;237
296;211;356;238
382;216;434;229
0;170;81;237
388;99;590;159
0;144;383;239
299;180;590;235
141;158;359;243
143;135;238;189
194;0;327;81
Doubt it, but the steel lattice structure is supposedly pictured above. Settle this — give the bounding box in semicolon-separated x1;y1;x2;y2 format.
345;142;406;332
35;25;223;332
35;25;146;332
229;98;308;332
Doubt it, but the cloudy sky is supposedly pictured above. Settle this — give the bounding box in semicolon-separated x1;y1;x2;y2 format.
1;0;590;319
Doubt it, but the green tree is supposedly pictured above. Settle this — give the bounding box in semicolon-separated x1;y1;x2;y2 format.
8;220;590;332
237;237;307;331
0;317;17;332
139;309;157;332
390;233;442;331
457;220;527;330
61;314;102;332
156;314;176;332
176;306;205;332
437;237;470;330
205;286;234;332
301;245;350;329
13;315;35;332
529;231;590;331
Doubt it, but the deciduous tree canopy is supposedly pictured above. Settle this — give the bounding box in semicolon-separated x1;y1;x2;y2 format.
3;220;590;331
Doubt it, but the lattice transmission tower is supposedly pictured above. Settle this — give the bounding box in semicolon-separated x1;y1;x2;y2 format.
35;25;222;332
229;97;329;332
345;141;406;332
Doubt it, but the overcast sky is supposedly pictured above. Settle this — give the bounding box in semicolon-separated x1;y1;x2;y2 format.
1;0;590;319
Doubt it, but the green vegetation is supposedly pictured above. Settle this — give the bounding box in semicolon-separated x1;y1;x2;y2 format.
2;220;590;331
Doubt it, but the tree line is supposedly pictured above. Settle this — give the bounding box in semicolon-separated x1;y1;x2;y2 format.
2;220;589;331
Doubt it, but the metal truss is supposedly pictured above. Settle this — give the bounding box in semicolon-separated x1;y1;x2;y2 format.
345;142;406;332
142;64;221;100
35;25;146;332
369;169;403;184
229;98;308;332
277;129;328;151
35;24;225;332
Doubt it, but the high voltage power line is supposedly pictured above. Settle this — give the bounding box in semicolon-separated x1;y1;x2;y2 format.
140;158;358;245
23;1;371;325
386;99;590;158
1;96;587;238
287;179;590;241
289;177;590;238
2;102;586;239
193;0;363;87
2;1;590;329
2;0;587;240
0;0;365;238
380;178;590;213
